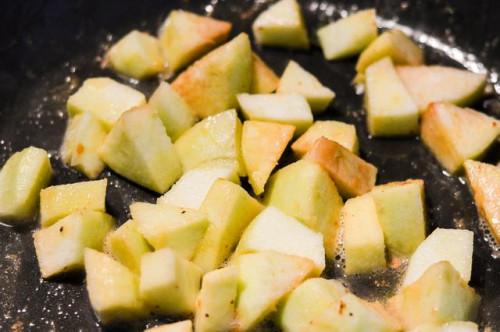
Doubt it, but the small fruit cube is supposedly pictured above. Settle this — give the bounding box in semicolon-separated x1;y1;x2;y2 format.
251;53;279;94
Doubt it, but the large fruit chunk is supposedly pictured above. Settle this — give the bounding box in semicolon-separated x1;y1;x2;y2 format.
193;179;263;272
145;321;193;332
0;146;52;222
99;107;182;193
252;0;309;49
410;321;478;332
264;160;343;258
251;53;279;94
34;211;114;278
242;121;295;195
40;179;107;228
67;77;146;128
317;9;378;60
421;102;500;173
235;251;315;331
158;10;231;73
172;33;252;118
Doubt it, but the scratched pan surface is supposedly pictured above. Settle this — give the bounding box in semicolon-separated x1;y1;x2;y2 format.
0;0;499;331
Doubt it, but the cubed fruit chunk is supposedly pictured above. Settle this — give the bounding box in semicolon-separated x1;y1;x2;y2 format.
464;160;500;243
195;266;238;332
236;251;315;331
265;160;343;258
67;77;146;128
84;249;146;324
237;93;313;134
105;30;164;79
304;137;377;198
410;321;478;332
251;53;279;94
421;102;500;173
60;112;107;179
193;179;263;272
130;202;208;260
172;33;252;118
291;120;359;157
317;9;378;60
140;248;202;316
40;179;107;228
370;179;426;257
34;211;114;278
145;321;193;332
252;0;309;49
0;147;52;222
158;10;231;73
242;121;295;195
277;60;335;112
158;159;240;210
342;194;386;274
403;228;473;286
99;107;182;193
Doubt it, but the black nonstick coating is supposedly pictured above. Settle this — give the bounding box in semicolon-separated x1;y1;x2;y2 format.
0;0;499;331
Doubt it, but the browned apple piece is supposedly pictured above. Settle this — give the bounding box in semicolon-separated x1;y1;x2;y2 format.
251;53;279;94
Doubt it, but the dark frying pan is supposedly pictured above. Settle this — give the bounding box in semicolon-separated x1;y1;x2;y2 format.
0;0;499;331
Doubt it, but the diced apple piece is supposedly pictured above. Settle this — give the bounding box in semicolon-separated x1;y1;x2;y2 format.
242;121;295;195
193;179;263;272
140;248;202;316
370;179;426;257
252;0;309;49
277;60;335;112
421;102;500;173
195;266;238;332
130;202;208;260
403;228;473;286
40;179;106;228
304;137;377;198
317;9;378;60
158;10;231;73
237;93;313;134
464;160;500;243
145;321;193;332
0;147;52;222
67;77;146;128
236;251;315;331
34;211;114;278
172;33;252;118
84;249;146;324
251;53;279;94
291;120;359;157
410;321;479;332
99;106;182;193
158;159;240;210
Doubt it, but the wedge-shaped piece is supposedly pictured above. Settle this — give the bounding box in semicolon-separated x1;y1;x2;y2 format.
391;261;480;330
291;120;359;157
242;121;295;195
195;267;238;332
251;53;279;94
140;248;202;315
158;159;240;210
60;112;107;179
317;9;378;60
84;249;145;324
40;179;106;228
148;82;196;141
237;93;313;134
464;160;500;243
34;211;114;278
305;137;377;198
410;321;478;332
172;33;252;118
403;228;473;286
159;10;231;73
130;202;208;260
105;30;163;79
236;251;315;331
193;179;263;272
0;147;52;222
277;60;335;112
370;179;426;257
67;77;146;128
252;0;309;49
421;102;500;173
145;321;192;332
99;107;182;193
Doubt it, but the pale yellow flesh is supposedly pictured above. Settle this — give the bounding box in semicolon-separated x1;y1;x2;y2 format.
145;320;193;332
251;53;279;94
